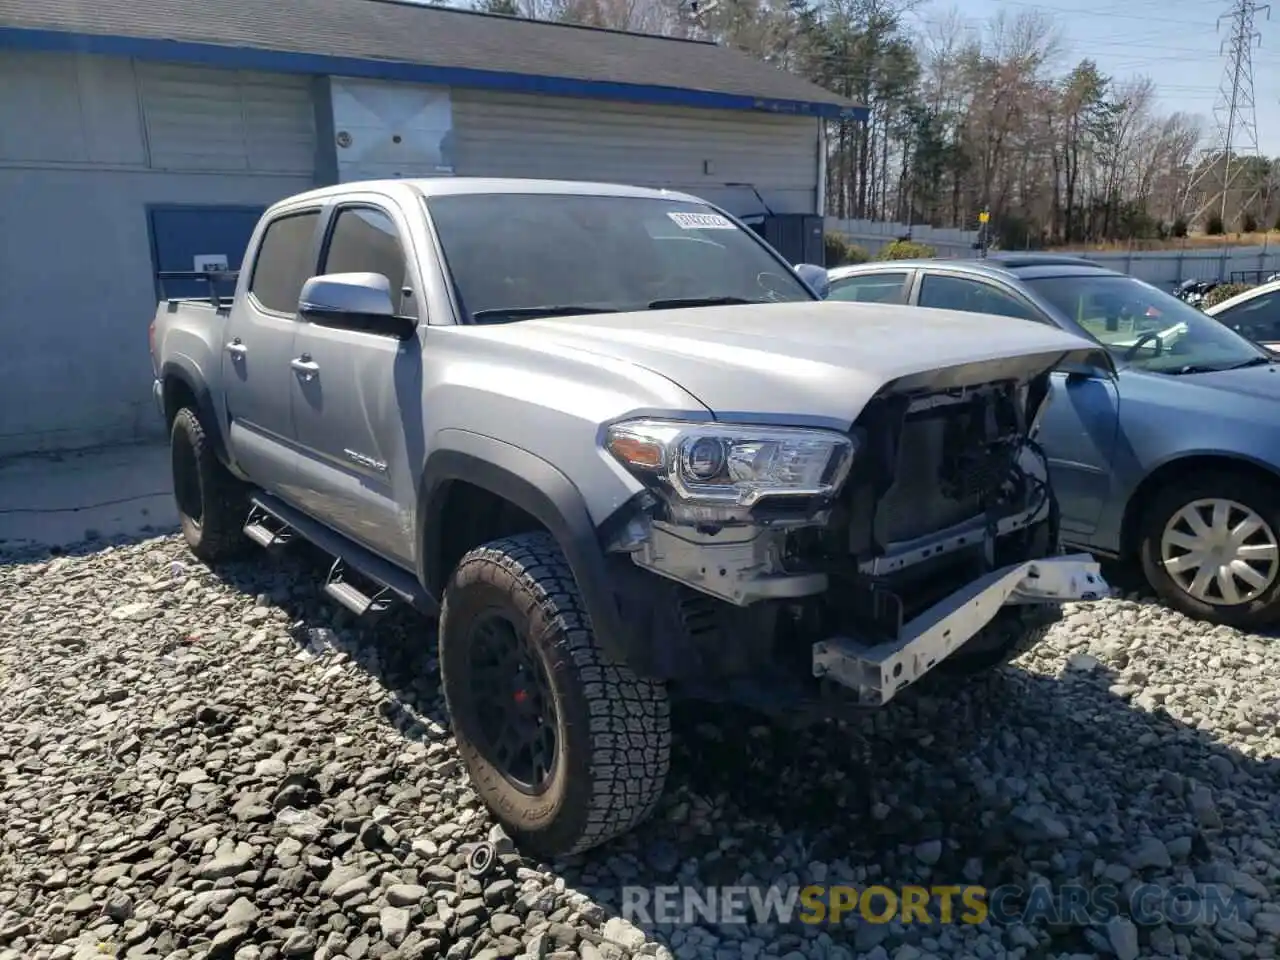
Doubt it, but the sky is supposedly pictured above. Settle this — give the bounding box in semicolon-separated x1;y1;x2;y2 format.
913;0;1280;158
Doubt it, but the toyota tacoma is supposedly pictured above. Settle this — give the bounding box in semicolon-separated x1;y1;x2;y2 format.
149;178;1110;857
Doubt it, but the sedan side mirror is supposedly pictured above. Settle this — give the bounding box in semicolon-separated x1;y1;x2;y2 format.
299;272;416;338
794;263;830;299
1058;347;1118;381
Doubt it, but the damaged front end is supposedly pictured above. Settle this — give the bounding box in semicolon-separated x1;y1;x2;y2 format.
602;347;1112;712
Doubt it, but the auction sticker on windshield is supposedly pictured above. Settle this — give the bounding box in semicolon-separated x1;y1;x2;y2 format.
668;212;736;230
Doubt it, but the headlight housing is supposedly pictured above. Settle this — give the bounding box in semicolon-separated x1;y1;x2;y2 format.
605;418;856;523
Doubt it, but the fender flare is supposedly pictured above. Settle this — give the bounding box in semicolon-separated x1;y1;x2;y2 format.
159;358;231;466
417;430;640;667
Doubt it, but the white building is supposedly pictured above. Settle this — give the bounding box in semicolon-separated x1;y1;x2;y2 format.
0;0;862;456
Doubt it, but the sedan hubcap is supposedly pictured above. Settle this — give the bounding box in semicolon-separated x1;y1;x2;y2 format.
1160;498;1280;606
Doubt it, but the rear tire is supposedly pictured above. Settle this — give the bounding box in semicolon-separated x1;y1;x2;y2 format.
170;407;249;563
438;531;671;857
1138;471;1280;629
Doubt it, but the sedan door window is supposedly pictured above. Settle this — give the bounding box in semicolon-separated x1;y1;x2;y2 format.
1216;290;1280;344
918;274;1045;323
828;272;909;304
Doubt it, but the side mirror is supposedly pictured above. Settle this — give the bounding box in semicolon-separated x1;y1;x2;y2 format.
794;263;830;299
1058;347;1117;381
298;272;416;338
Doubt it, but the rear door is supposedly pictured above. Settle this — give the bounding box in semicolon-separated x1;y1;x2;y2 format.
289;198;422;564
222;207;323;493
909;269;1121;541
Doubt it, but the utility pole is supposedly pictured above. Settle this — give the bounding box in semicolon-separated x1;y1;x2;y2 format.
1181;0;1269;231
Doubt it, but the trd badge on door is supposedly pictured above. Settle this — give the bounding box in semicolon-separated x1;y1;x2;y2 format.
344;449;388;473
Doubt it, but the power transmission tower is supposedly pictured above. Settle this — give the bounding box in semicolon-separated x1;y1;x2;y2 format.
1182;0;1270;229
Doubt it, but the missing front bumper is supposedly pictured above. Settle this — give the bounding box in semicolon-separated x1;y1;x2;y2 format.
811;553;1108;705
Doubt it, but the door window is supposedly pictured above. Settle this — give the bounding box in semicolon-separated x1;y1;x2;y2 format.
918;274;1044;323
321;207;411;314
248;210;321;314
828;273;908;303
1216;290;1280;343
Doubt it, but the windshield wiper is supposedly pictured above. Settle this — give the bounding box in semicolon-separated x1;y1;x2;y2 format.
1169;355;1278;375
1221;355;1276;370
470;305;618;323
647;296;765;310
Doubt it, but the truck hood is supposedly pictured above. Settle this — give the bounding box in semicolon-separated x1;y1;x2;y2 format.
512;301;1105;427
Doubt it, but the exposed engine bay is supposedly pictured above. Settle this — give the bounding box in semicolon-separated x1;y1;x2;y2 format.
605;371;1094;706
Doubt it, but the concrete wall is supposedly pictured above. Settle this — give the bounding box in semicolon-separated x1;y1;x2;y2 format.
0;51;318;457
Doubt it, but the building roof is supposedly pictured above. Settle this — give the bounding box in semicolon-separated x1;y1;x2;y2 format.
0;0;866;120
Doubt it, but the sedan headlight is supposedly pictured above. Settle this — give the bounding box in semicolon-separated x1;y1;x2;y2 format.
605;418;856;522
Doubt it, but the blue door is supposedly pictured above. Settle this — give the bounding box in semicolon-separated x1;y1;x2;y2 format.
1034;371;1121;542
149;205;266;300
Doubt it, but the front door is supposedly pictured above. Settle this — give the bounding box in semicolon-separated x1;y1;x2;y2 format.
290;202;422;564
222;208;323;493
1033;371;1122;541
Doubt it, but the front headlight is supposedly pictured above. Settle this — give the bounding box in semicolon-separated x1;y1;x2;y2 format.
605;418;856;521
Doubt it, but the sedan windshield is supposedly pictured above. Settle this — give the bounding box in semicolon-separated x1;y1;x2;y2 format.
1023;274;1270;374
424;193;815;322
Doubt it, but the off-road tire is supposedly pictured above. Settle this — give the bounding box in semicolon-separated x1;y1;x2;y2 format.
1138;471;1280;629
170;407;249;563
438;531;671;857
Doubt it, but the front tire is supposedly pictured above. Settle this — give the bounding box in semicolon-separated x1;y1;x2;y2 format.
438;532;671;857
170;407;249;563
1138;472;1280;629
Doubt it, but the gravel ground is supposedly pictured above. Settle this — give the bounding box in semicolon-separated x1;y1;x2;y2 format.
1;534;1278;960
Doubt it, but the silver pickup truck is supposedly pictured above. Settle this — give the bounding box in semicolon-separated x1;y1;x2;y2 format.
149;178;1110;857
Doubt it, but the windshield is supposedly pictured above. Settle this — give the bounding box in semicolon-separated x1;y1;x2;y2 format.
424;193;814;322
1023;274;1269;374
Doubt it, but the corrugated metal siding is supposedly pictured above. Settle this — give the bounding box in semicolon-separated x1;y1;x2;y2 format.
451;89;819;214
136;62;316;173
0;51;148;164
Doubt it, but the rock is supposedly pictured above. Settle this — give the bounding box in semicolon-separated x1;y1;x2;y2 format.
914;840;943;866
281;929;318;956
1129;836;1172;870
380;906;411;946
4;534;1277;960
64;894;96;916
1107;916;1140;960
385;884;428;908
223;897;260;928
195;844;256;881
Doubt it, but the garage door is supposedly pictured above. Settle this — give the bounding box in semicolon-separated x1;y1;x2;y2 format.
149;205;266;300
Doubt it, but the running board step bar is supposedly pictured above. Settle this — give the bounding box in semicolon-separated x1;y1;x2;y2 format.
244;493;438;616
324;558;396;617
243;504;293;549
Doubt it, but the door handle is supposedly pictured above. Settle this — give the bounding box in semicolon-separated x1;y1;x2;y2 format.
291;356;319;381
226;339;247;358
